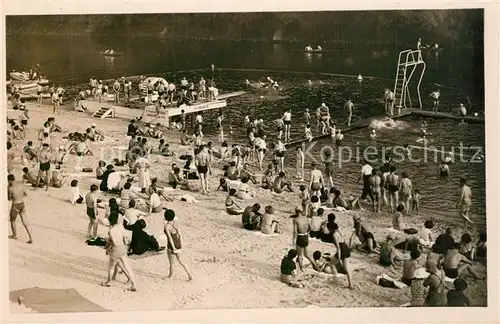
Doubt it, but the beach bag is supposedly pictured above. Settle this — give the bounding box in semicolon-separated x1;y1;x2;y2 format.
378;277;397;288
82;167;93;173
76;196;84;204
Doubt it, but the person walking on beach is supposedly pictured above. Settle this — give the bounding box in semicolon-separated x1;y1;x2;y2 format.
386;166;400;213
216;113;224;143
283;108;292;143
101;211;137;292
196;144;211;194
344;99;354;127
430;89;441;113
457;177;473;229
164;209;193;281
291;207;318;272
309;163;324;198
358;159;373;202
8;174;34;244
85;184;100;239
328;221;354;289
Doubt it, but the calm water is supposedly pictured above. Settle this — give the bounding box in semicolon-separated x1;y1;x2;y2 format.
6;34;486;227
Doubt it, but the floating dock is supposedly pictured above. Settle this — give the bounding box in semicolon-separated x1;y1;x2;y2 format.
286;108;484;147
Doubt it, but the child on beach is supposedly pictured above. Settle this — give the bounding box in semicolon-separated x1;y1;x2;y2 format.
70;179;83;205
299;185;310;215
309;195;321;217
412;189;421;214
447;278;471;306
280;249;305;288
304;124;313;142
392;204;406;231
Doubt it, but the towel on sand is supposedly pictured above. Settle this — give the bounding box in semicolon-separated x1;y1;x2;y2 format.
415;267;455;283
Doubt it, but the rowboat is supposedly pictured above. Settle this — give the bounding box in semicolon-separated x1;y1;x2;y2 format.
100;51;124;57
10;71;49;85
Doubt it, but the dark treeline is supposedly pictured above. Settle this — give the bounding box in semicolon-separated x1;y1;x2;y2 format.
6;10;483;48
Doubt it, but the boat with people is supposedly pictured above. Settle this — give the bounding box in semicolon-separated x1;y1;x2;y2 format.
100;49;124;57
9;71;49;85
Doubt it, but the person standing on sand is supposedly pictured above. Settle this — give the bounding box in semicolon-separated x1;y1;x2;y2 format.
133;152;151;194
216;113;224;143
112;79;120;103
344;99;354;127
8;174;34;244
384;89;395;116
328;221;354;289
85;184;100;239
295;146;305;180
304;108;311;125
399;171;413;214
101;211;137;292
386;166;400;213
368;169;381;213
291;207;318;272
7;141;15;175
358;159;373;202
283;108;292;143
35;143;52;191
196;144;211;194
309;163;324;198
164;209;193;281
430;89;441;113
457;177;472;229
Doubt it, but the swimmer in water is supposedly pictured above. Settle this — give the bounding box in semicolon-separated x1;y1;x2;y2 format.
421;120;427;127
459;120;468;126
403;144;411;157
416;134;428;144
438;161;450;177
370;129;377;139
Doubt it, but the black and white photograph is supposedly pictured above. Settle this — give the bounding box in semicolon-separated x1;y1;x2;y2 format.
2;1;498;322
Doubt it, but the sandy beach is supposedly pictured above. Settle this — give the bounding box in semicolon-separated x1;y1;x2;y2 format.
7;100;487;312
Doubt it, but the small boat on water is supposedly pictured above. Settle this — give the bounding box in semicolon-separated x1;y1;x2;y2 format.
100;51;124;57
290;49;348;53
9;71;49;85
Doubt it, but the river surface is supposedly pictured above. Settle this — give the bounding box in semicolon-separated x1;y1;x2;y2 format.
6;34;486;228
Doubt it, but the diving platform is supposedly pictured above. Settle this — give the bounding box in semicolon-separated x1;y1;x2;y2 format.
285;108;484;148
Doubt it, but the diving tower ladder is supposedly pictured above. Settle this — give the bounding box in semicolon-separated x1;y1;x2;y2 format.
393;49;426;111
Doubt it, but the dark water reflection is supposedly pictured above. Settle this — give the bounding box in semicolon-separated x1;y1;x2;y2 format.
6;34;485;227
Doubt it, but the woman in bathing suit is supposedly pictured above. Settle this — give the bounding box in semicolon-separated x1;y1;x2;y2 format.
328;222;354;289
101;211;137;291
164;209;193;281
399;171;412;213
225;189;244;215
424;259;447;306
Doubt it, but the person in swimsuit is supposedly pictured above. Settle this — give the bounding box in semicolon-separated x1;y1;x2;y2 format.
379;234;406;268
304;108;311;125
402;249;420;286
35;143;52;191
291;207;318;272
332;189;363;211
328;221;354;289
438;161;450;177
386;166;399;213
399;171;413;214
424;258;448;306
368;169;381;213
216;113;224;143
309;163;324;198
459;233;476;261
384;89;395;116
225;189;244;215
275;139;286;172
50;167;67;188
101;211;137;292
344;99;354;127
164;209;193;281
260;206;280;235
195;144;211;195
349;215;378;253
430;89;441;113
443;243;482;280
8;174;34;244
282;109;292;142
457;177;472;228
85;184;100;239
273;172;293;194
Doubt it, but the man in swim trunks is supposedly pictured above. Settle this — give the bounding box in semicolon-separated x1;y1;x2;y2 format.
386;166;399;213
85;184;99;239
443;243;482;280
309;163;324;198
7;141;15;175
282;109;292;142
22;167;44;187
8;174;33;243
273;172;293;193
457;177;472;229
344;99;354;127
291;207;318;271
242;204;262;230
368;169;381;213
430;89;441;113
196;144;211;194
50;166;68;188
384;89;396;116
35;143;52;191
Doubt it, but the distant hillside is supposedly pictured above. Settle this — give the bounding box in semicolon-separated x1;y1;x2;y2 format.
6;10;483;48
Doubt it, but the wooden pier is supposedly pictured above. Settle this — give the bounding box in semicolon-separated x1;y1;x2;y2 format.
285;108;484;147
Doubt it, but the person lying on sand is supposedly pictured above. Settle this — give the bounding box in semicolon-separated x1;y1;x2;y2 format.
280;249;306;288
442;243;483;280
217;178;241;192
225;189;245;215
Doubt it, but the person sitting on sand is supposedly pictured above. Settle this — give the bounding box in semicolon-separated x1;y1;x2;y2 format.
235;177;253;200
123;200;145;226
379;234;406;268
432;227;455;255
180;129;193;146
225;161;239;180
86;125;103;142
476;233;487;260
280;249;305;288
442;243;482;280
459;233;476;261
242;204;262;230
100;165;116;192
50;166;68;188
349;215;378;253
392;204;406;231
423;257;447;306
217;177;241;192
312;251;334;274
225;189;245;215
22;167;44;187
260;206;280;234
169;167;189;190
402;249;420;286
447;278;471;306
332;189;363;211
212;141;230;160
124;218;164;256
158;139;174;156
96;160;106;180
261;164;275;190
146;188;163;214
23;141;38;162
240;163;259;184
273;172;293;194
